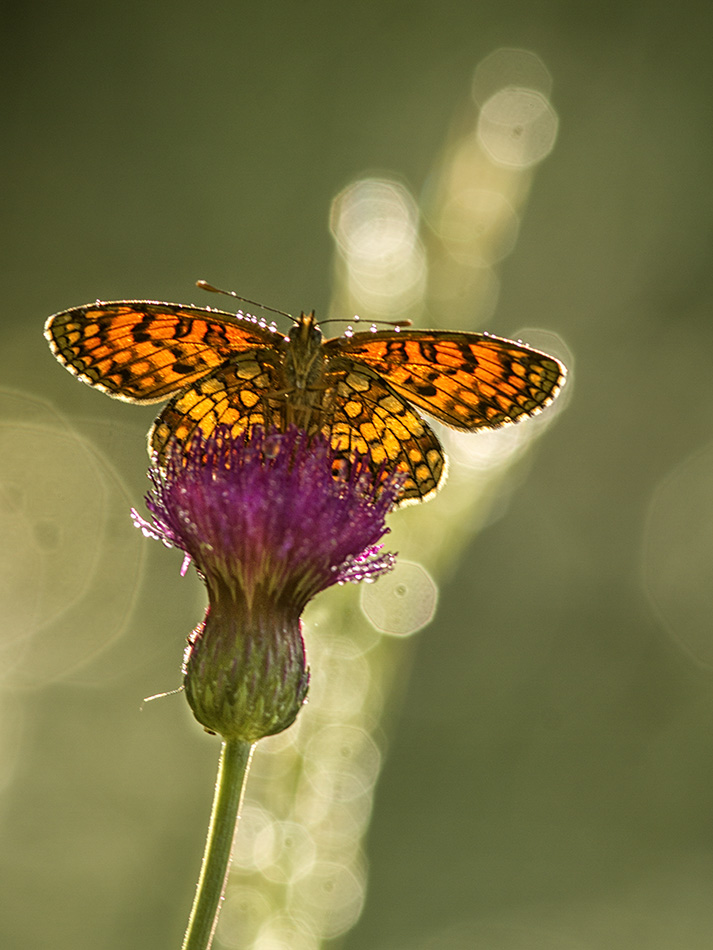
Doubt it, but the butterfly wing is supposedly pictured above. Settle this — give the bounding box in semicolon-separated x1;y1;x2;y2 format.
149;351;284;462
44;301;284;403
325;330;565;431
322;363;446;502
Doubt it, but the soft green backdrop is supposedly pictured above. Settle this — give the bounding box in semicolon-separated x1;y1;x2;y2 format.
3;2;713;949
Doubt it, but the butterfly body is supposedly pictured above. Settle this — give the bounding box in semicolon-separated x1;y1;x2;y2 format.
45;298;566;504
280;310;332;429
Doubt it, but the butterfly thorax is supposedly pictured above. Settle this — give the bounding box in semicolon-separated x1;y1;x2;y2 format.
281;311;328;429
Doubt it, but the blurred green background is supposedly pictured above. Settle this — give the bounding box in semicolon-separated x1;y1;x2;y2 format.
4;2;713;949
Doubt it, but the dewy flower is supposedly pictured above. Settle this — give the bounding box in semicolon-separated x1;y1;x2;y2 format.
132;426;402;742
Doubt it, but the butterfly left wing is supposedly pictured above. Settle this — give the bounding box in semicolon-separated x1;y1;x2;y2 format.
44;301;283;403
325;329;565;431
149;351;284;463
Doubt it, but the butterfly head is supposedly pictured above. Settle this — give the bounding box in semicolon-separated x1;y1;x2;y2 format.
286;310;323;349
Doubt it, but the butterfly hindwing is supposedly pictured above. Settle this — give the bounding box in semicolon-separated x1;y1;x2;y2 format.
150;350;285;461
322;364;445;502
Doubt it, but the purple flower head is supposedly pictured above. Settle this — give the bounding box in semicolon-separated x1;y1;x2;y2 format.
132;426;402;741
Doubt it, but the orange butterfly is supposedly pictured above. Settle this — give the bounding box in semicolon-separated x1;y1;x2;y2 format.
44;290;565;503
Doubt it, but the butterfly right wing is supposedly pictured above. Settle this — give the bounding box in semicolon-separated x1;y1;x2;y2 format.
322;362;446;503
326;329;565;431
44;301;283;403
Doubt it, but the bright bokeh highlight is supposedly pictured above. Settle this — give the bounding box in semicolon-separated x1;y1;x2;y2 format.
329;177;426;315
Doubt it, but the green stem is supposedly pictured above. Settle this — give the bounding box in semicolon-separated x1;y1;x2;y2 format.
182;738;254;950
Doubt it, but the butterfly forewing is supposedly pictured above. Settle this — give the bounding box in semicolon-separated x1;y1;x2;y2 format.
325;330;565;431
45;302;283;403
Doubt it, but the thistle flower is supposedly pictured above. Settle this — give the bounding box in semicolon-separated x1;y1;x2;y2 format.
132;426;402;742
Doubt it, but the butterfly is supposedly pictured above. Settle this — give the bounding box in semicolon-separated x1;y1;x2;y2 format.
44;289;566;504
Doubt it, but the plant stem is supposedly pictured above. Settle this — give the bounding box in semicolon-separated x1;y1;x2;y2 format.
182;738;254;950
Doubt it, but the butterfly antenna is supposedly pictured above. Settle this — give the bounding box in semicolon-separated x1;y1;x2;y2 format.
196;280;293;320
318;316;413;329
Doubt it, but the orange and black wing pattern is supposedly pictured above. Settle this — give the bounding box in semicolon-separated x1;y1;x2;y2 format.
149;352;284;462
44;301;283;404
321;362;446;501
320;327;565;502
325;329;565;432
